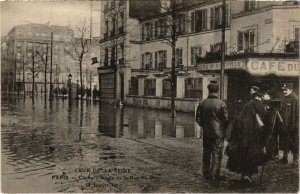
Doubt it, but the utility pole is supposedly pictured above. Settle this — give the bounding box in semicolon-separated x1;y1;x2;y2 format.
170;7;177;118
45;44;48;102
32;46;35;99
22;54;25;97
13;53;17;95
220;0;226;100
50;32;53;101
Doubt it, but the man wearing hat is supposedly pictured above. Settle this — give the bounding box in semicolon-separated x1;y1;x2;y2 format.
279;83;299;165
196;81;229;181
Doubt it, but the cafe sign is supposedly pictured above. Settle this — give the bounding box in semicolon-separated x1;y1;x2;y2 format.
198;59;299;76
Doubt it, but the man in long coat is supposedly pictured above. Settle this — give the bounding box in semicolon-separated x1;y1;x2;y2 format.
279;83;299;165
196;81;229;181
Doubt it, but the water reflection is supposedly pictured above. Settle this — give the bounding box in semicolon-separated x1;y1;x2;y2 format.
98;105;198;139
1;96;201;192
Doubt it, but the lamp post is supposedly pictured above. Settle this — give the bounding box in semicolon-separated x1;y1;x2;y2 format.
68;73;72;99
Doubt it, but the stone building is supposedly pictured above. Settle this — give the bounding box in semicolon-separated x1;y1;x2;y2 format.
4;23;74;94
99;0;299;112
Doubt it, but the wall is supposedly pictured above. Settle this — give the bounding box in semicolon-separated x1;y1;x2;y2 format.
125;96;198;113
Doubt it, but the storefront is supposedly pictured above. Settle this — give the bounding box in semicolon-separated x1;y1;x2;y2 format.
197;53;299;117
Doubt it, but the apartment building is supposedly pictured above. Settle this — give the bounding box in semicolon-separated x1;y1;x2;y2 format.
5;23;74;93
99;0;299;112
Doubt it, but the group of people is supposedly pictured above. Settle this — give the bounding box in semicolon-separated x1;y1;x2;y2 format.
196;81;298;184
79;86;100;100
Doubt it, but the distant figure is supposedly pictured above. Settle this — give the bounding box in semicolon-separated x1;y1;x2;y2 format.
226;85;268;184
93;86;98;100
86;88;91;99
61;84;68;96
196;81;229;182
279;83;299;165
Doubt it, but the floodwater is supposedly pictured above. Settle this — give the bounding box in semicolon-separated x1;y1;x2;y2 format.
1;96;200;193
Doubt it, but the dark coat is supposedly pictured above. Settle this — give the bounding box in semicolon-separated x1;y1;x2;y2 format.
226;98;267;175
196;93;229;139
279;92;299;151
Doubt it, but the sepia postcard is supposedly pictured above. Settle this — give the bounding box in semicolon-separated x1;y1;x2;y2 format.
1;0;299;193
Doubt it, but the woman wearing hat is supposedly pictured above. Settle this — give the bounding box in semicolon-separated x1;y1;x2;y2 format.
226;85;268;184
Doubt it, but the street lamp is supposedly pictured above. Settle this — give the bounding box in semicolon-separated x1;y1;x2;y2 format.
67;73;72;99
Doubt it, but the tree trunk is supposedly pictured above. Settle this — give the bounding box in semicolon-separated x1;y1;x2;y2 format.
80;56;83;100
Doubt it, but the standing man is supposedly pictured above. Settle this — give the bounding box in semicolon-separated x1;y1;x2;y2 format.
279;83;299;165
196;81;229;181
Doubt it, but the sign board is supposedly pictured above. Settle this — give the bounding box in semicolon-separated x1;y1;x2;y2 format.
198;59;299;76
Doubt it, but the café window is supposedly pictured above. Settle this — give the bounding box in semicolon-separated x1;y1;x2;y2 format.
176;48;183;66
191;46;202;66
129;77;138;95
141;52;153;69
185;78;202;98
155;50;167;69
237;30;255;53
162;79;172;97
144;79;156;96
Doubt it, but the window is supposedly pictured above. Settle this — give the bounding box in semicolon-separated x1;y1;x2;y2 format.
111;16;116;36
194;9;207;32
119;44;125;65
176;14;186;35
105;20;109;38
214;6;222;29
155;50;167;69
159;18;166;37
154;21;158;38
294;27;299;41
185;78;202;98
118;11;125;34
129;77;138;95
237;30;255;53
245;0;256;11
104;48;109;67
16;53;21;60
111;46;116;66
16;42;22;48
142;52;153;69
145;23;150;40
162;79;172;97
210;42;227;54
144;79;156;96
176;48;183;66
191;46;202;66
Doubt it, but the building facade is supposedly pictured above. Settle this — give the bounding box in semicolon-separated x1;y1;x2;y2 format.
99;0;299;112
2;23;101;95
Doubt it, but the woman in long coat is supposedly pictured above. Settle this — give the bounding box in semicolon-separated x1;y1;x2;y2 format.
226;86;268;184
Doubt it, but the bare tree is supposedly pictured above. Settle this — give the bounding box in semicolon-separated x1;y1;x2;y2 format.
158;0;191;118
66;21;90;100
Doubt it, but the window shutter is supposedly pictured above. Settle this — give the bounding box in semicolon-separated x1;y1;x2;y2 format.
191;47;194;65
237;31;243;52
163;50;167;68
202;9;207;31
191;12;195;32
142;24;144;40
210;8;214;30
249;30;255;52
155;52;158;68
150;22;153;39
150;53;153;68
142;54;144;68
195;10;202;32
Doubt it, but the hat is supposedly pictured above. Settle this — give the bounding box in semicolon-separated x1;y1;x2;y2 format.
207;81;219;93
250;85;260;92
281;83;293;90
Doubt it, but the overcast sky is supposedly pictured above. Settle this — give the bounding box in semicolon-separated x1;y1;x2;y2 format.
0;1;101;38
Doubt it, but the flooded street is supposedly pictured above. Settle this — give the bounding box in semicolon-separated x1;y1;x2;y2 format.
1;96;298;193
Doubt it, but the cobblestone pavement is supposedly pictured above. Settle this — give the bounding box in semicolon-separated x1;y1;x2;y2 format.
1;96;298;193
